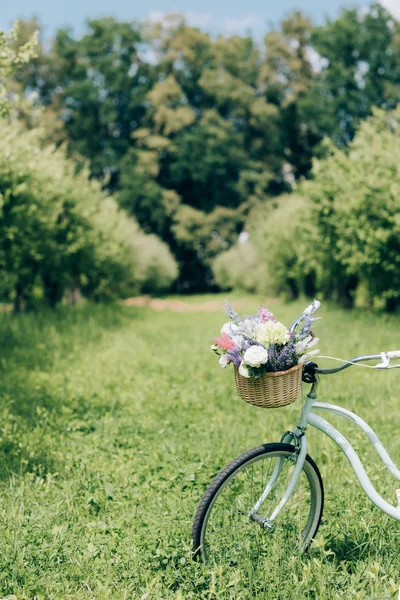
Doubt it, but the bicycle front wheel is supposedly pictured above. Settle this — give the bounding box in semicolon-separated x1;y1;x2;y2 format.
192;443;324;565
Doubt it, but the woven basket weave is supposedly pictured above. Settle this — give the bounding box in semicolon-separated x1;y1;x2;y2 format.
234;363;303;408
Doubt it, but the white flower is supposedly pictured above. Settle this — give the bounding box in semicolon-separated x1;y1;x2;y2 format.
221;322;243;346
255;320;290;347
243;345;269;367
211;344;218;351
307;337;319;349
239;318;258;339
295;336;311;354
239;361;250;378
221;322;233;335
299;349;320;364
295;336;319;354
219;354;230;368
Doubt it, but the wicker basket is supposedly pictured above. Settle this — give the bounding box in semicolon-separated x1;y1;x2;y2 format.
234;363;303;408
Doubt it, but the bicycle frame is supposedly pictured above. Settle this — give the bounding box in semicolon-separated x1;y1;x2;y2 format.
250;359;400;524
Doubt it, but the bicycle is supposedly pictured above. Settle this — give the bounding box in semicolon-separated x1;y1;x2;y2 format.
192;302;400;564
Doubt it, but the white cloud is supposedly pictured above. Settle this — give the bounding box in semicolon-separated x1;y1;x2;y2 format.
185;11;211;28
223;14;261;33
379;0;400;19
147;10;166;23
147;10;210;28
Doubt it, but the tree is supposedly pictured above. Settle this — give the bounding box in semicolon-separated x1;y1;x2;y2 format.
259;11;318;179
12;6;400;294
23;18;153;186
0;22;38;116
118;17;282;289
306;3;400;147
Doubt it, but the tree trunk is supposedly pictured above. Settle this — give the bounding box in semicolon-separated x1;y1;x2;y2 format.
43;275;64;308
385;297;399;313
14;284;26;312
337;275;358;309
287;278;299;300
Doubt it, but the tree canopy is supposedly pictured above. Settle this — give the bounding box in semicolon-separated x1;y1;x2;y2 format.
10;3;400;292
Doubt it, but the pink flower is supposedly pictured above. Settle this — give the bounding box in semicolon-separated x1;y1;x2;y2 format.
258;306;275;322
214;332;236;350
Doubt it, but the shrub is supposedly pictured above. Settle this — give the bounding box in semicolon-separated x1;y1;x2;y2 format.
217;108;400;312
0;119;178;308
303;107;400;309
131;230;179;295
248;195;316;299
213;195;316;299
212;242;261;293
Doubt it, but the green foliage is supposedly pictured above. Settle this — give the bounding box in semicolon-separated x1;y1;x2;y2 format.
0;119;177;308
131;230;178;295
217;107;400;311
213;195;316;299
0;300;399;597
248;195;317;299
117;19;283;289
308;4;400;147
43;18;149;182
0;22;38;115
13;15;294;290
303;107;400;309
10;5;400;292
212;242;261;293
170;203;249;290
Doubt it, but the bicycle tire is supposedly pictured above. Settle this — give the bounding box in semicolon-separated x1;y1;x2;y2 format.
192;443;324;564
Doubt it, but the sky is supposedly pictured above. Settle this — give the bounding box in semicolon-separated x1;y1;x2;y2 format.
0;0;399;38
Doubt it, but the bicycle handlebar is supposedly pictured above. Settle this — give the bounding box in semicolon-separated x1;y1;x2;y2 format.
302;300;321;317
313;351;400;375
289;299;321;334
290;300;400;372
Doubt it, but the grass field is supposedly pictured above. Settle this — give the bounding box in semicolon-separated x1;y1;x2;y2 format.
0;298;399;599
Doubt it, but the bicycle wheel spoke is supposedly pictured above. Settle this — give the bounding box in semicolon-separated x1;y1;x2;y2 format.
198;448;323;565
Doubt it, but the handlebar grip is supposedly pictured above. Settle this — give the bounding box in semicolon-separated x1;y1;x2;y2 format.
387;350;400;359
303;299;321;317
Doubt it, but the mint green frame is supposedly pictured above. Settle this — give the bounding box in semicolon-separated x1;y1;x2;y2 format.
250;373;400;525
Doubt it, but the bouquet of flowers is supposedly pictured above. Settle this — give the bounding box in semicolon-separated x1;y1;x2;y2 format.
212;300;321;379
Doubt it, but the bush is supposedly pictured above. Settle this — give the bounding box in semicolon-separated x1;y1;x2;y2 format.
171;204;247;291
131;230;178;295
303;107;400;309
216;109;400;312
248;195;316;299
0;119;178;308
212;242;261;293
213;195;316;299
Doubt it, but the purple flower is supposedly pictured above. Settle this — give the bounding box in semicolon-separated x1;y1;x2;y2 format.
267;342;297;372
297;316;319;341
223;300;240;324
226;347;243;367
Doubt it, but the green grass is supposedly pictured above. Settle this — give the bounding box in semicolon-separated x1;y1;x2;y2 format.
0;299;399;599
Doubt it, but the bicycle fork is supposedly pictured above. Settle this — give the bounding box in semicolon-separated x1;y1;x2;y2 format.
248;429;308;529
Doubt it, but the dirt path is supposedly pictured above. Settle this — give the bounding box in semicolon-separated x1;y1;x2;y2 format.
119;296;277;312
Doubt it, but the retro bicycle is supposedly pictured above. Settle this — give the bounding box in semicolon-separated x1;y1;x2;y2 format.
192;302;400;564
